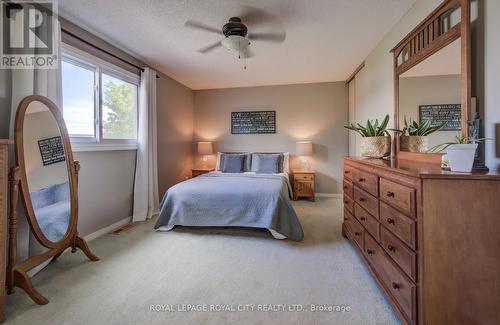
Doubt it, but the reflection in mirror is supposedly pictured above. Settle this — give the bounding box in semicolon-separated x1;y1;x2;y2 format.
399;38;461;152
441;7;461;33
23;101;70;243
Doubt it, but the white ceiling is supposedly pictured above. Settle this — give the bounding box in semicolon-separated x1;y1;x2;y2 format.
59;0;416;90
401;38;461;78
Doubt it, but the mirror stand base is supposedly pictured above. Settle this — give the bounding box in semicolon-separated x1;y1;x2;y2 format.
12;269;49;305
73;235;100;262
8;235;99;305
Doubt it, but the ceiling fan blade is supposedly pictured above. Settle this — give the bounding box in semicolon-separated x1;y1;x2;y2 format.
248;32;286;43
185;20;222;35
198;41;222;54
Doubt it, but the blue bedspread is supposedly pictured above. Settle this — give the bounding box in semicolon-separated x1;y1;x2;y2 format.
36;201;70;242
154;173;304;241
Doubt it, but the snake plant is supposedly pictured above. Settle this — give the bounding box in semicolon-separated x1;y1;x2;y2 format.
393;117;447;136
344;114;390;137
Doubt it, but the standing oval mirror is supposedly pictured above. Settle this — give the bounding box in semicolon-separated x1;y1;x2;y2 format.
15;96;75;246
10;95;98;306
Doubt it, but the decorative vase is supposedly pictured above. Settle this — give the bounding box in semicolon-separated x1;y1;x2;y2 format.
400;136;429;153
446;144;478;172
360;136;391;158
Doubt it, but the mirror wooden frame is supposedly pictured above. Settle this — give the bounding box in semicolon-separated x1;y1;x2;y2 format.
391;0;471;157
7;95;99;305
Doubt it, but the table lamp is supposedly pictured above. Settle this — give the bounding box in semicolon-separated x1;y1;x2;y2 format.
197;141;213;169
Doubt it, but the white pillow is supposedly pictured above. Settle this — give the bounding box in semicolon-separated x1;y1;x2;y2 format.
283;152;290;173
215;152;222;171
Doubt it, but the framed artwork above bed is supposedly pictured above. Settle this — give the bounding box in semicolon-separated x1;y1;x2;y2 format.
231;110;276;134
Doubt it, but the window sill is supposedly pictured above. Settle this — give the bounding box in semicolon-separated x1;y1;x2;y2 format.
71;143;138;152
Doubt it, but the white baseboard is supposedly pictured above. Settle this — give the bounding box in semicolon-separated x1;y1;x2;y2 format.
316;193;342;198
84;216;132;242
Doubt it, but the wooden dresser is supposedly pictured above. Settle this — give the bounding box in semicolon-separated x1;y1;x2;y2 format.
0;140;10;323
342;157;500;325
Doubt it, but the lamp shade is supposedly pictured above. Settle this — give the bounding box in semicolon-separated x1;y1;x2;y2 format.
296;141;313;156
197;141;213;155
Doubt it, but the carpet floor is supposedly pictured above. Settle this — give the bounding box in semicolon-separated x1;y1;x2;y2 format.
5;197;400;325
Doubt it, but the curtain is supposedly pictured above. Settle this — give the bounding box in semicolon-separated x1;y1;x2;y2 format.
132;68;159;222
8;9;62;264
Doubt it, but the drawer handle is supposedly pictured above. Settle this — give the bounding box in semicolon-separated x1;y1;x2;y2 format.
386;218;395;224
392;282;400;290
367;249;374;255
359;198;366;202
344;186;348;190
354;232;361;236
386;191;395;198
358;178;366;182
344;201;349;204
345;170;350;174
387;245;396;252
360;217;366;221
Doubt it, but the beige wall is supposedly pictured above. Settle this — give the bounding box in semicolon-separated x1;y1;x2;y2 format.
157;71;194;197
194;82;349;194
399;74;461;148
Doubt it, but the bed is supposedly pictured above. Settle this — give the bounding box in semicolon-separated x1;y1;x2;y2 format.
154;153;304;241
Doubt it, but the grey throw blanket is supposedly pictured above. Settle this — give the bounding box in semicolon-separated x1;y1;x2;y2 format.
154;173;304;241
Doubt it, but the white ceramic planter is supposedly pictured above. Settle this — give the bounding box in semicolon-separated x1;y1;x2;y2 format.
446;144;478;172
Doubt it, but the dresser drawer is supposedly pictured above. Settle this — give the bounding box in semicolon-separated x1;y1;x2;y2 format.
345;214;364;250
354;203;380;241
343;179;354;198
295;173;314;181
354;186;379;219
344;208;353;222
343;165;353;181
380;227;417;281
343;194;354;214
364;233;416;324
380;202;416;249
380;178;416;217
353;169;379;197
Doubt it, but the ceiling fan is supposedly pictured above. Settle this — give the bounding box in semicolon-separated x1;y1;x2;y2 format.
185;13;286;59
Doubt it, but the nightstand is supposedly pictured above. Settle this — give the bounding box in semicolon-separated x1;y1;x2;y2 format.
191;168;214;178
293;170;315;201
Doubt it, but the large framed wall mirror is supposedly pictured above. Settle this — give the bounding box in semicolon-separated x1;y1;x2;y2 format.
392;0;472;158
7;95;99;305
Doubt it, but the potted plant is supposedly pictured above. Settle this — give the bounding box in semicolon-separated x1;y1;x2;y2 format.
393;117;446;153
429;135;491;172
344;115;391;158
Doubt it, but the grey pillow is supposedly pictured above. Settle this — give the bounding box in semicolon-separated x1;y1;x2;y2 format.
220;152;251;171
255;154;282;174
221;154;246;173
251;153;284;173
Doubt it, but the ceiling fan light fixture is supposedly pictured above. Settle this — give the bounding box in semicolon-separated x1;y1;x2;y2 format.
222;35;250;52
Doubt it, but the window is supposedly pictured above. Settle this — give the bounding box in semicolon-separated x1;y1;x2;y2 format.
61;44;140;151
